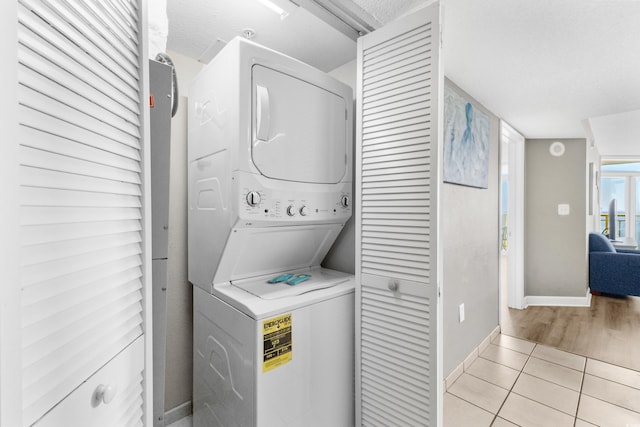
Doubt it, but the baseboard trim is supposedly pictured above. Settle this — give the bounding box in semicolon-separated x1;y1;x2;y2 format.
444;325;501;391
525;290;592;307
164;401;192;426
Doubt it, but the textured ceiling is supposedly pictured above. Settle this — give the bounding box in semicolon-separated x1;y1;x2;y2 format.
166;0;356;71
166;0;640;149
350;0;426;25
441;0;640;146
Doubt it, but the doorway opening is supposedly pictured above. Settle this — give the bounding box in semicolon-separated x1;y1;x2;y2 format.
499;121;525;320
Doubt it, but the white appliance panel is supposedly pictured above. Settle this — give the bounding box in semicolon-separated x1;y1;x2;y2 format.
233;268;350;300
188;38;353;291
189;38;355;427
255;290;354;427
252;65;347;185
193;281;354;427
213;225;340;285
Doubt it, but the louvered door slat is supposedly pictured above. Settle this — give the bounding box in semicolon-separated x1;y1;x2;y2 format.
21;220;142;246
18;0;146;424
362;122;431;141
364;143;431;158
363;56;432;88
18;4;140;115
63;0;139;67
110;0;139;26
22;288;142;367
49;0;140;77
22;168;142;197
22;257;142;302
363;164;430;177
19;146;141;184
363;25;430;61
21;232;142;267
22;267;142;324
17;39;140;126
95;0;139;42
117;374;144;427
356;4;441;426
362;249;429;264
19;0;138;89
80;0;138;50
20;67;140;137
18;85;140;149
364;101;430;125
19;106;141;160
21;243;142;288
360;367;428;408
19;66;140;139
363;106;429;128
363;140;430;156
20;207;142;229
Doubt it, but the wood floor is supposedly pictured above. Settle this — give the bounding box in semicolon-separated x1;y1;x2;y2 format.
501;294;640;371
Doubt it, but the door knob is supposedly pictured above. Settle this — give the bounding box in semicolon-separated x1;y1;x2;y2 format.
95;384;117;405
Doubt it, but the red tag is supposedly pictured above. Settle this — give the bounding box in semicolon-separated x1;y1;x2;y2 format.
149;94;155;108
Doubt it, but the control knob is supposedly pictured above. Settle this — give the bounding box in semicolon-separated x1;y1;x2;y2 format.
246;191;261;207
340;195;351;208
299;206;309;216
286;205;296;216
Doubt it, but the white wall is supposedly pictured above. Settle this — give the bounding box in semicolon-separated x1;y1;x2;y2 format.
524;139;588;298
442;79;500;376
322;59;357;274
589;110;640;158
587;143;601;233
163;50;202;413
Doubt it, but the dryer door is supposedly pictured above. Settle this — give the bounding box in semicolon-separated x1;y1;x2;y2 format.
251;65;347;184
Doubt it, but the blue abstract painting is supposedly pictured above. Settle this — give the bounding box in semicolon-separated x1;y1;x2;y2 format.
443;86;490;188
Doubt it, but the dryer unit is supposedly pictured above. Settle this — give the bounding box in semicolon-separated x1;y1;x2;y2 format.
188;37;354;427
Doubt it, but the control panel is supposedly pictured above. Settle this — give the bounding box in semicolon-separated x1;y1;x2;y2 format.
239;186;351;223
241;188;351;221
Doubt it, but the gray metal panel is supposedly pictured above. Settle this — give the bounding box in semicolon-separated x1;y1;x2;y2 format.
149;59;172;427
149;59;172;260
152;259;168;427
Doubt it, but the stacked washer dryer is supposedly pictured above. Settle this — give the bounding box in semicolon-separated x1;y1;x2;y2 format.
188;37;354;427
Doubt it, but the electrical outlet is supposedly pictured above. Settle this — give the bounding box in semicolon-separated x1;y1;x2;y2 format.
459;303;465;323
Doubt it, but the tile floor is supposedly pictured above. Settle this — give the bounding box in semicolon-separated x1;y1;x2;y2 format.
445;333;640;426
167;333;640;427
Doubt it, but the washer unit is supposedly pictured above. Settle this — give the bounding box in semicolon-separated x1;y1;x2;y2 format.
188;38;354;427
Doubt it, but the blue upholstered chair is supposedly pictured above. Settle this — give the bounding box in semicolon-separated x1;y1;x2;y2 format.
589;232;640;296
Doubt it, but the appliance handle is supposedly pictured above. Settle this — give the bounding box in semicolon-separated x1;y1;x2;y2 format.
256;85;270;141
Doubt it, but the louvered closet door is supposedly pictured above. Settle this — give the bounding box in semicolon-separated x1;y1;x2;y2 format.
17;0;147;425
356;3;442;426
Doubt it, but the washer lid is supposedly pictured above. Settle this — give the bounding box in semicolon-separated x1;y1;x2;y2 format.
232;268;350;300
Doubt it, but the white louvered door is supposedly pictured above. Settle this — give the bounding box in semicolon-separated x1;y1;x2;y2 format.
356;3;443;426
16;0;150;426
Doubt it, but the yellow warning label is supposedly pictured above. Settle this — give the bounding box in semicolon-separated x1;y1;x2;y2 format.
262;313;292;373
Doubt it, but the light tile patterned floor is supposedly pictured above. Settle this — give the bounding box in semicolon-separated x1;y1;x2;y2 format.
445;333;640;426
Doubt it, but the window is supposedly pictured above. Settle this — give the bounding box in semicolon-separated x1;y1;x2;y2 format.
636;177;640;244
600;161;640;242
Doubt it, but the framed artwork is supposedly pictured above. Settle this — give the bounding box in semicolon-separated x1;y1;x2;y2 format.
443;86;490;188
